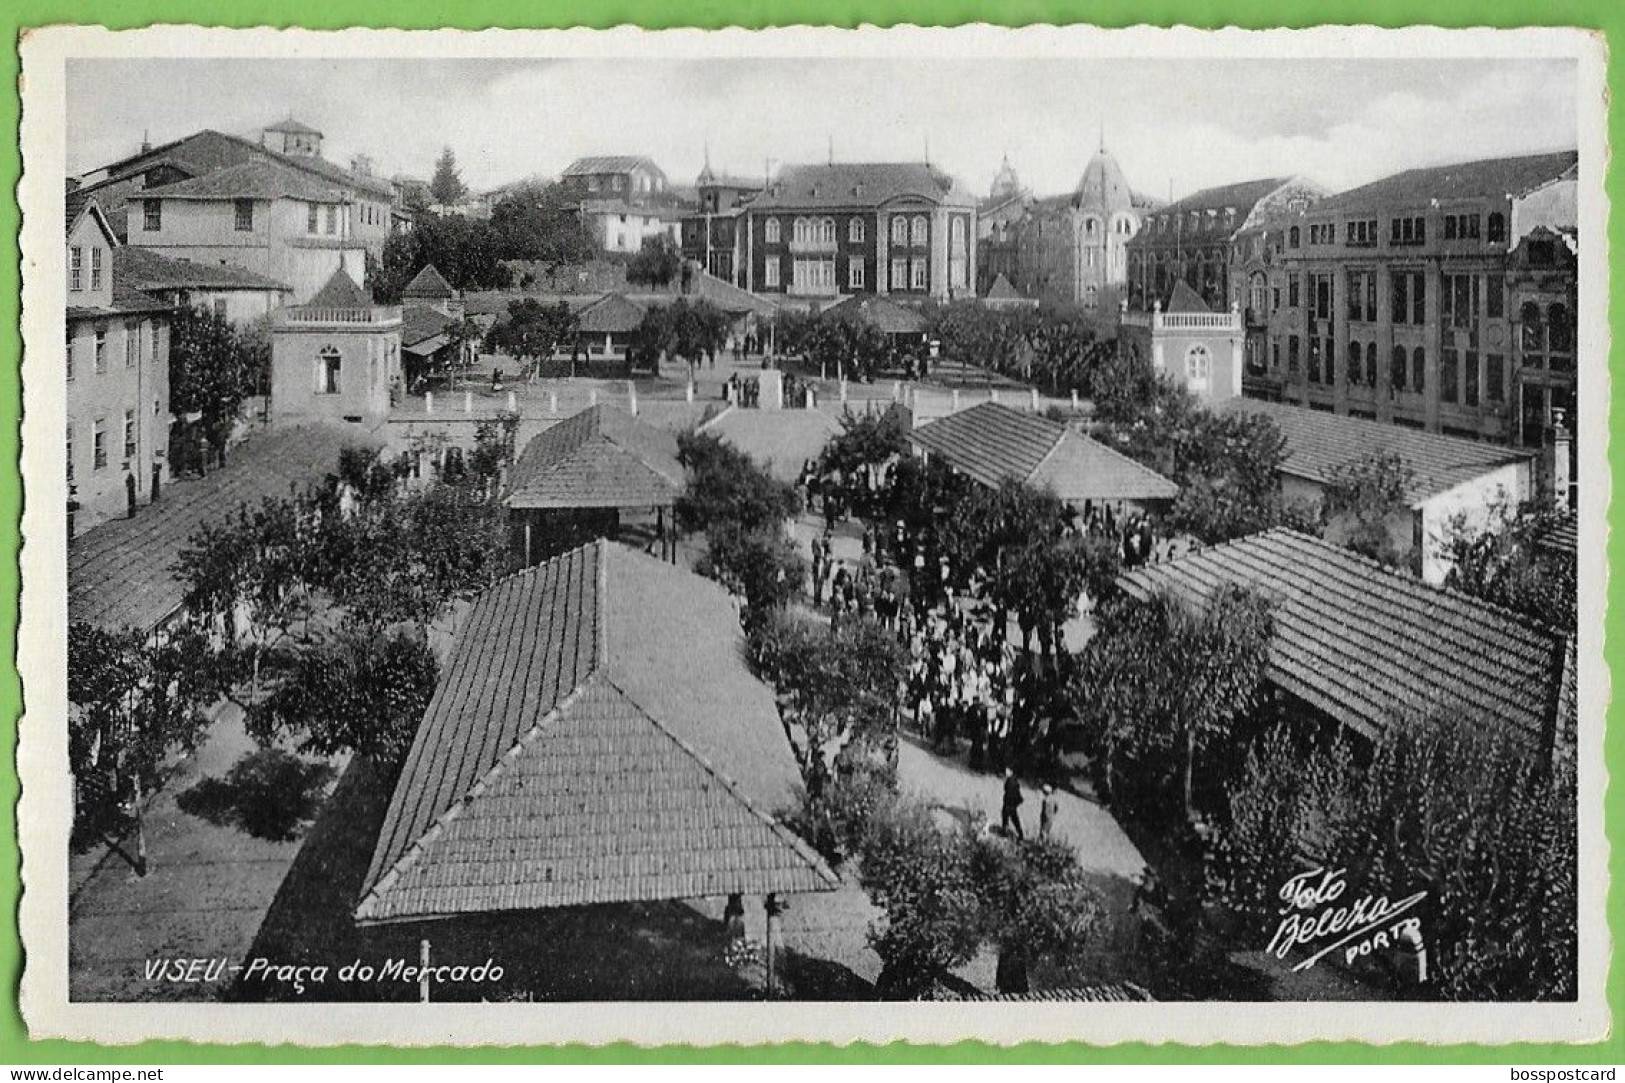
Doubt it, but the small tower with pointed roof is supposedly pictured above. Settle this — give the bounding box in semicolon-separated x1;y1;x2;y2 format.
270;267;401;430
402;263;463;319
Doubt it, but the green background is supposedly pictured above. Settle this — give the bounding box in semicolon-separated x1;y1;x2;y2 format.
3;0;1620;1064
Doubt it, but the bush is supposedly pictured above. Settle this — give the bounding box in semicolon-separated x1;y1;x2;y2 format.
780;764;899;866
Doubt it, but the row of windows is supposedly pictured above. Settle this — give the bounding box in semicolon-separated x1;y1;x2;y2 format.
1269;269;1520;329
1148;207;1238;235
67;246;104;293
66;321;152;381
1284;212;1508;250
64;410;137;481
307;203;342;236
763;214;967;250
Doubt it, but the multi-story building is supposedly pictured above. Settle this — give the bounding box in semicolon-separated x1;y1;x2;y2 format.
1252;151;1578;452
679;162;764;285
1125;176;1326;314
71;121;395;255
65;200;173;535
558;156;686;255
1117;281;1246;406
1009;144;1159;316
560;155;671;202
741;162;978;305
975;156;1030;295
114;245;292;325
125;156;371;304
269;267;401;431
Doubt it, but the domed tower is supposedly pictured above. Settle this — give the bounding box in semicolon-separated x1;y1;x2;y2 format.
990;153;1023;202
1070;142;1141;313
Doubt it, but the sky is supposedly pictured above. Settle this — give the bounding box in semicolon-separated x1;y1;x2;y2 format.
66;56;1579;202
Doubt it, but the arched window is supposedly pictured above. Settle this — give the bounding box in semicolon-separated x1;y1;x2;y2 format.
765;218;781;243
317;346;341;395
911;215;929;247
820;217;836;245
1185;343;1211;384
1487;212;1507;244
792;217;809;245
950;217;966;252
1520;301;1544;351
1391;344;1408;391
1548;303;1572;353
891;215;908;246
849;217;865;243
1248;272;1268;316
1083;216;1099;238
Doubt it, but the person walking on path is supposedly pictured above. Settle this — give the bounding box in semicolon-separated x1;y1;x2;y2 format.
1001;768;1025;840
1039;784;1059;840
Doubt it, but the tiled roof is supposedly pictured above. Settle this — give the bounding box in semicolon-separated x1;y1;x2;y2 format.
1159;177;1291;217
820;294;928;335
699;406;841;482
140;158;350;203
574;292;647;335
946;983;1154;1002
113;246;291;293
1223;399;1533;506
1534;512;1578;558
356;542;833;923
402;264;456;299
562;155;665;178
1161;280;1210;314
909;402;1179;503
983;273;1026;301
67;284;176;322
1315;151;1578;213
747;162;977;211
68;426;378;633
94;129;393;200
264;117;322;136
305;268;373;309
1119;529;1573;748
507;404;684;510
400;304;454;348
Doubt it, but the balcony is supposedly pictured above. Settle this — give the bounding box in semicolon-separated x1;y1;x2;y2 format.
280;304;402;326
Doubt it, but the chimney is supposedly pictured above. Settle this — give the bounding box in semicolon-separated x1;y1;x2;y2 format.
140;129;152;154
1547;407;1572;512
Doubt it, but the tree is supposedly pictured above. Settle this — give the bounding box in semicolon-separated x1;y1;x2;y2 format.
68;619;222;864
487;180;596;266
1072;584;1274;819
1321;450;1416;566
167;305;266;473
639;298;731;379
968;832;1103;993
747;609;907;799
428;146;468;208
371;215;512;304
1210;711;1577;1000
675;430;801;536
703;521;806;622
245;624;440;764
625;234;687;288
1443;497;1576;626
487;298;578;378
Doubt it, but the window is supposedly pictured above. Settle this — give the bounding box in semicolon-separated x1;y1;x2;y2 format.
891;259;908;291
1309;272;1334;322
1248;273;1268;316
891;216;908;246
1441;347;1458;404
910;216;929;248
1442;273;1480;329
1185;343;1211;383
213;299;229;321
93;329;107;375
143;200;161;232
849;217;865;243
1391;215;1426;245
791;258;836;294
1346;218;1377;247
234;199;254;232
1391;344;1408;391
765;218;781;244
1288;335;1300;374
1520;301;1545;353
849;257;865;289
92;418;107;470
950;217;966;253
1348;342;1364;385
587;177;600;192
1464;349;1480;407
66;329;75;382
1271;339;1281;371
1307;337;1321;383
1324;338;1336;385
90;247;103;292
1348;270;1376;322
69;247;83;291
308;203;320;233
1288;226;1301;248
124;322;138;368
910;258;928;291
65;425;74;483
1548;303;1573;355
1487;212;1507;244
1411;347;1426;392
318;346;342;395
1272;285;1281;311
612;175;624;191
325;206;338;235
1484;275;1506;320
123;409;137;461
1487;353;1505;403
763;258;780;288
1288;274;1300;308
